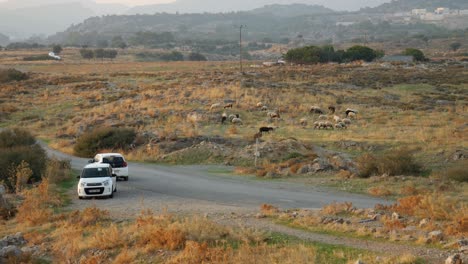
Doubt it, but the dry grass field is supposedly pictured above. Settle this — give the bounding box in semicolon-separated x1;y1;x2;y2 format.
0;48;467;263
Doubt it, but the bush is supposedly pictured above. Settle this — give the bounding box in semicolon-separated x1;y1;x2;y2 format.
187;52;207;61
0;129;47;191
52;44;62;54
344;45;378;62
403;48;427;62
73;127;136;157
356;148;421;178
0;68;28;83
80;49;94;59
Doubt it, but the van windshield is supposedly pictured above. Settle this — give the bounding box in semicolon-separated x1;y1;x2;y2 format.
81;167;111;178
102;156;125;168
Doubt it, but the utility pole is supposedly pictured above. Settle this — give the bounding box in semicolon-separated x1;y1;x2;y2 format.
239;25;246;74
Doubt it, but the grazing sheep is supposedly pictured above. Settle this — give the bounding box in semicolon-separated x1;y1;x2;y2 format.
310;106;324;114
299;118;308;127
328;106;336;114
256;102;263;108
253;132;262;140
342;118;351;125
333;115;341;123
261;105;268;111
224;103;233;109
348;112;357;119
345;108;358;118
317;121;334;130
210;103;221;111
324;121;334;129
259;126;274;134
228;114;237;121
231;117;243;125
335;122;347;129
267;111;280;119
221;112;227;124
313;121;320;129
318;115;328;120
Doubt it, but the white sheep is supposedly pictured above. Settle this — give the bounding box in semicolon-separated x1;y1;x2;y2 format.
231;117;243;125
345;108;358;118
228;114;237;121
334;122;347;129
318;115;328;120
267;111;280;119
261;105;268;111
333;115;341;123
299;118;308;127
256;102;263;108
342;118;351;125
210;103;221;111
310;106;324;114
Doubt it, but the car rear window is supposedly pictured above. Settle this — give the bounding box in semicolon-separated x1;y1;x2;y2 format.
102;156;125;168
82;167;111;178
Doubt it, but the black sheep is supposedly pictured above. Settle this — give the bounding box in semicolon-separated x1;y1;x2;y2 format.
259;126;274;134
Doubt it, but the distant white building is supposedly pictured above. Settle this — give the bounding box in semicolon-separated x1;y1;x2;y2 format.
336;22;355;26
435;7;450;15
460;10;468;15
411;9;427;16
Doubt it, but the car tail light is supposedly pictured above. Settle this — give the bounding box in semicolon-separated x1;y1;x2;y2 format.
123;161;127;167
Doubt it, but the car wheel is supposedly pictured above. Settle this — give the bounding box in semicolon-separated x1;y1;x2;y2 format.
78;196;83;200
109;192;113;198
114;186;117;192
125;176;129;181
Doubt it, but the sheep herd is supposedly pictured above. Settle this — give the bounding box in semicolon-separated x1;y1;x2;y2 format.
203;101;358;141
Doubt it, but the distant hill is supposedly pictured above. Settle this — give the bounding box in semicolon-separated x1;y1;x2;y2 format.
362;0;468;13
0;0;128;39
250;4;335;17
125;0;389;14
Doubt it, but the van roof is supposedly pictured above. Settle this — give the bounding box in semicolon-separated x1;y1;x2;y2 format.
95;153;124;157
84;163;112;169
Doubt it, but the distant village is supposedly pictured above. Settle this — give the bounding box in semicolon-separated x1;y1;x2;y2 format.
337;7;468;29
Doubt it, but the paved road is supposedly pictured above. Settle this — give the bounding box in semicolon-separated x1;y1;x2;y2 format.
44;144;390;210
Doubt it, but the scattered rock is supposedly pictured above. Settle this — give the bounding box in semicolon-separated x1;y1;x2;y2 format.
391;212;400;220
0;233;26;248
0;245;23;260
428;230;444;241
255;213;266;219
451;150;466;161
445;254;463;264
419;218;429;228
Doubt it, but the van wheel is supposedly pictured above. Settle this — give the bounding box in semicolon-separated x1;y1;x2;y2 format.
78;196;83;200
114;187;117;192
109;191;114;199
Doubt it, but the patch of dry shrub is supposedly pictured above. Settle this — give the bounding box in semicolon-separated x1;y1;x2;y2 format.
16;178;60;226
321;202;354;215
368;186;392;197
67;206;110;227
260;204;279;215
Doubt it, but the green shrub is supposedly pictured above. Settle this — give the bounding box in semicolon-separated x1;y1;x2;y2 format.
0;129;47;191
403;48;427;62
73;127;136;157
357;148;421;178
0;68;28;83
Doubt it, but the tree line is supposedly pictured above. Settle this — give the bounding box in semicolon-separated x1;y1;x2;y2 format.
284;45;385;64
79;48;118;60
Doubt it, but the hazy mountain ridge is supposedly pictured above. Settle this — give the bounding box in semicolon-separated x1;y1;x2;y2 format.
362;0;468;12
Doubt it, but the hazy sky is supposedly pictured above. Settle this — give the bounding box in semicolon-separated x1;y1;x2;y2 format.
0;0;175;5
96;0;174;5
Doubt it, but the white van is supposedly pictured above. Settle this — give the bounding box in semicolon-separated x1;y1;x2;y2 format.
91;153;129;181
77;163;117;199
